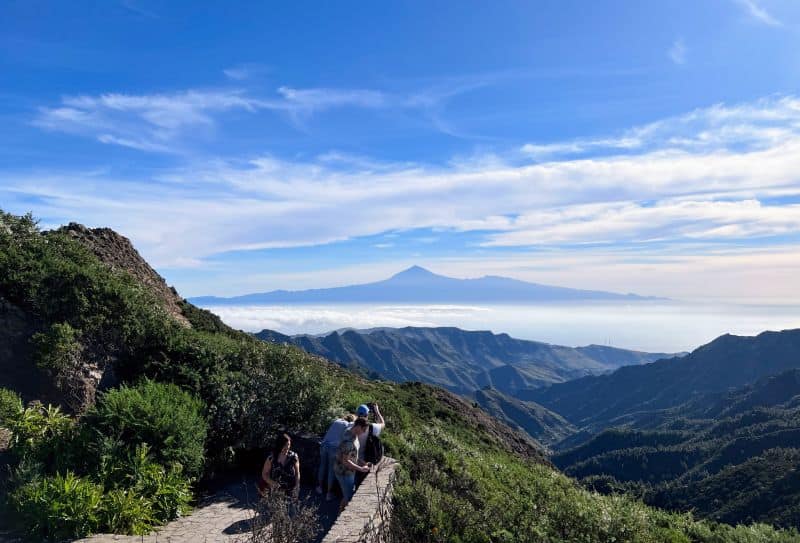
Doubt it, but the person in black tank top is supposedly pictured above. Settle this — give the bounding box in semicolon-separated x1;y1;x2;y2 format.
259;433;300;498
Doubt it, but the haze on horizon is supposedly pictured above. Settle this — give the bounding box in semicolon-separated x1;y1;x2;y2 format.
3;1;800;303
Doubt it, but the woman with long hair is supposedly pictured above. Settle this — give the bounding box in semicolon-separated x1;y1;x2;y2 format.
259;433;300;498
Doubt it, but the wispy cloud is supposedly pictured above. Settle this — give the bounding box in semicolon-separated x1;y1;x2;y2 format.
10;95;800;283
521;95;800;159
33;87;398;152
222;63;270;81
120;0;159;19
34;90;263;152
668;38;687;65
734;0;782;26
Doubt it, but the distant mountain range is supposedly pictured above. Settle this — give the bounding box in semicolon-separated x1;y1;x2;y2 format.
256;325;678;446
553;368;800;528
190;265;661;305
255;326;679;398
525;328;800;434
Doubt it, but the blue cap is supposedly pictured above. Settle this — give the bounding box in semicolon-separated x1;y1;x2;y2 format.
356;404;370;416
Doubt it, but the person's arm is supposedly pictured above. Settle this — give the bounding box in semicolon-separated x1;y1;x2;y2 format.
293;458;301;497
373;403;385;427
262;457;276;488
345;457;370;472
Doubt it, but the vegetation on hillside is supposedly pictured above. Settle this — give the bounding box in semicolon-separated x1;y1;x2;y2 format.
1;210;799;542
555;371;800;528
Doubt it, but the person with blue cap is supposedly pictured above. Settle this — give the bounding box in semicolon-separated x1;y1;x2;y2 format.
355;402;384;464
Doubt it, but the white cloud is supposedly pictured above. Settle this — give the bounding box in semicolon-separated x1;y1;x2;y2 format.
668;38;687;65
207;304;491;334
8;94;800;303
734;0;782;26
277;87;388;112
521;95;800;159
223;63;269;81
34;90;263;152
33;87;395;152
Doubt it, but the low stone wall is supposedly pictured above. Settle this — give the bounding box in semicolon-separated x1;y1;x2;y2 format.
322;458;398;543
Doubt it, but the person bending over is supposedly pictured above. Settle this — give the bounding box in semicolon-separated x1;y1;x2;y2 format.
334;417;372;512
316;413;355;501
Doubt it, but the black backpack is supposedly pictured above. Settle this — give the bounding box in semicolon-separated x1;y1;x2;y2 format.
364;424;384;464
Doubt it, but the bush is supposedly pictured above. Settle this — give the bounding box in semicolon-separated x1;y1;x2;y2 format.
100;488;155;536
249;491;320;543
7;403;76;470
31;322;82;373
0;387;22;427
84;380;207;478
9;444;192;539
10;471;104;540
97;443;192;523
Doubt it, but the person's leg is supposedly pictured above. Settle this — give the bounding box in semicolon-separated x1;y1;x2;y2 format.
316;445;329;493
335;472;355;512
326;447;338;500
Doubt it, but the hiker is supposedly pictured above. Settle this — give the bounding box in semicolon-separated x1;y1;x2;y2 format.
334;417;372;512
356;403;385;472
259;433;300;499
316;413;356;501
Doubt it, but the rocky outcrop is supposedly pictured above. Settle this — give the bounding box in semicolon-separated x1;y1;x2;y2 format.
59;223;190;327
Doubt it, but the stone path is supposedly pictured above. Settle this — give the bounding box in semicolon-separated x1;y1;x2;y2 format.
73;479;261;543
67;478;341;543
1;463;393;543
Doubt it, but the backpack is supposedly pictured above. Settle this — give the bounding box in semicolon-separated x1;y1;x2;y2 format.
363;424;384;464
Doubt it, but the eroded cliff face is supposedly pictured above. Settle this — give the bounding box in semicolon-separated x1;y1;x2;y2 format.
59;223;191;327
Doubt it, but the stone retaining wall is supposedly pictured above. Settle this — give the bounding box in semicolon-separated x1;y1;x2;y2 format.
322;458;398;543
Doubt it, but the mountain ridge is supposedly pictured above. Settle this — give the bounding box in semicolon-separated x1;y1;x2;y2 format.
525;328;800;436
256;325;680;398
190;265;663;305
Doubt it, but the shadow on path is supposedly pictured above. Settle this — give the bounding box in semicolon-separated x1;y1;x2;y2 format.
218;478;340;543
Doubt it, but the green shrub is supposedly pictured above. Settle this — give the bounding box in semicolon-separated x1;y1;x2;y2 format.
7;403;76;470
0;387;22;427
97;443;192;523
84;380;207;478
31;322;82;372
10;471;104;540
100;488;155;536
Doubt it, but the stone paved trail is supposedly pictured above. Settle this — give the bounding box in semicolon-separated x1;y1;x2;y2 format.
68;480;339;543
73;479;260;543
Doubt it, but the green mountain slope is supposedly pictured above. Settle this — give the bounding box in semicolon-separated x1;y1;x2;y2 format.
526;329;800;432
256;326;676;396
473;387;576;446
1;210;797;542
553;369;800;528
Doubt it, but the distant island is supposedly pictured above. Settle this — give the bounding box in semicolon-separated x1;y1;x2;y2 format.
190;265;662;305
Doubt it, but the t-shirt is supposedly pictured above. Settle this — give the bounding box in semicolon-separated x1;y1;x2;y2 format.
357;423;383;461
334;429;359;477
322;418;353;448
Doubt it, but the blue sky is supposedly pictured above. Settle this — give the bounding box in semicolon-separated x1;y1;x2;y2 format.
2;0;800;300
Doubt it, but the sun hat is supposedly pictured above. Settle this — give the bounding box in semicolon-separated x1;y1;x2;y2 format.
356;404;370;416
